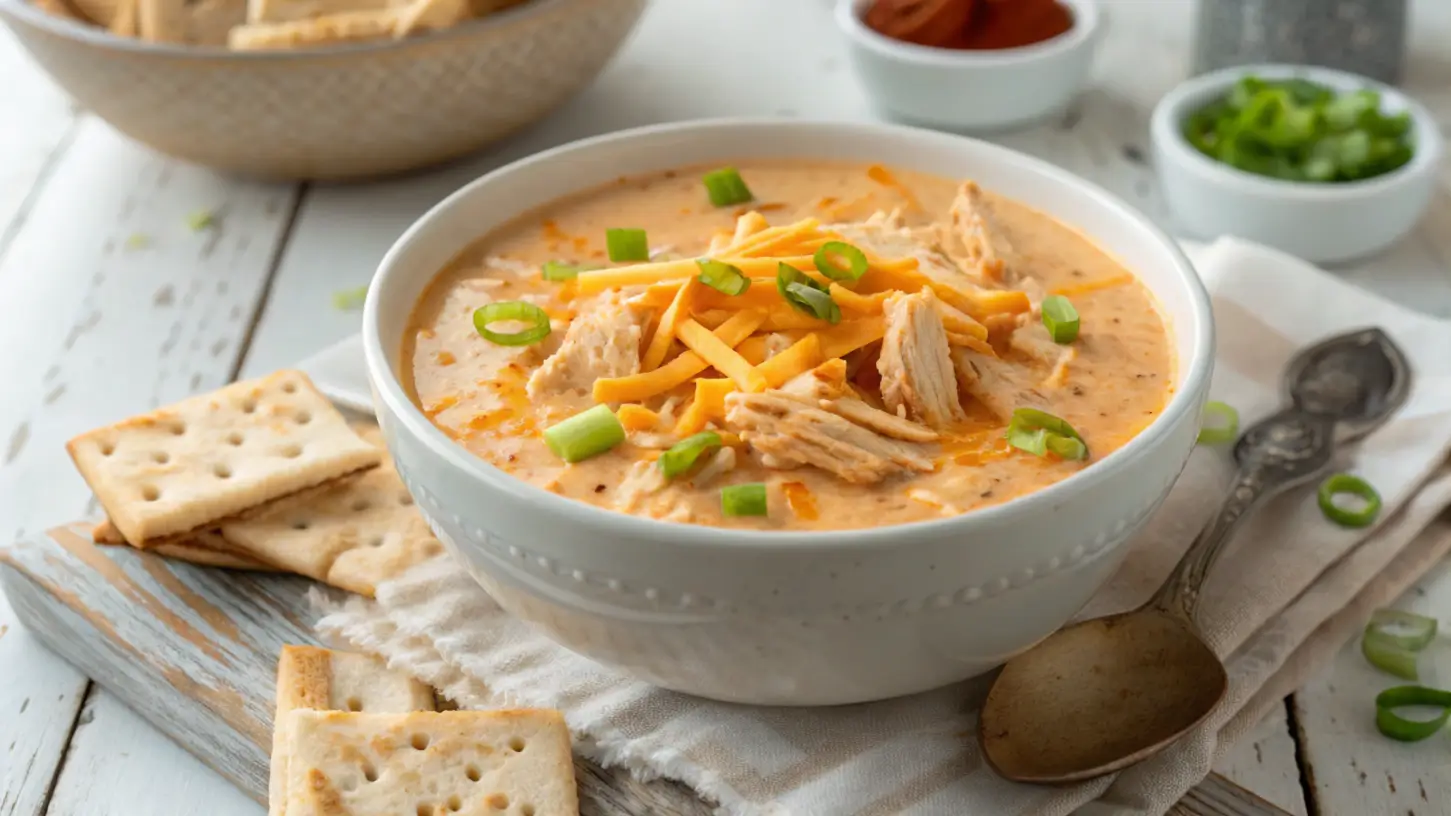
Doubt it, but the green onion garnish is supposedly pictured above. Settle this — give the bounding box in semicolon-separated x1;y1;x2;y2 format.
186;209;215;231
1182;75;1415;184
1361;609;1438;681
1318;473;1381;528
1374;686;1451;742
721;482;768;517
332;285;369;311
702;167;753;208
813;241;869;283
543;404;626;463
472;301;552;347
1005;407;1089;461
777;264;840;324
659;431;723;479
606;228;650;262
1366;609;1438;651
696;259;751;296
542;261;589;281
1040;295;1080;344
1196;401;1239;445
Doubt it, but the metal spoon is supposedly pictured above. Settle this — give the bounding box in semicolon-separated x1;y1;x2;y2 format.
978;328;1411;785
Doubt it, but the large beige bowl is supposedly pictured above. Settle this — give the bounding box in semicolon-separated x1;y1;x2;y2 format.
0;0;647;180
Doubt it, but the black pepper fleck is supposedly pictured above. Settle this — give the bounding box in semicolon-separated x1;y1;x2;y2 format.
594;484;607;493
1121;145;1146;165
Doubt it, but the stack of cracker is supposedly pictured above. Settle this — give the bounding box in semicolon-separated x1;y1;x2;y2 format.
32;0;527;50
69;370;444;597
271;646;579;815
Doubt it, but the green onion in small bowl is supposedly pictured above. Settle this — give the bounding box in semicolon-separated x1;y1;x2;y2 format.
1181;75;1415;184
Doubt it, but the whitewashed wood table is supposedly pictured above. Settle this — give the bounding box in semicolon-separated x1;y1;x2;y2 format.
1;1;1449;814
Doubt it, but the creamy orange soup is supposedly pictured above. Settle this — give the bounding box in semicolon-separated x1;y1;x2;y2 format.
404;161;1173;531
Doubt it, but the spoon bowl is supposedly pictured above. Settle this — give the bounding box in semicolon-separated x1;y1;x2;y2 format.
979;609;1227;784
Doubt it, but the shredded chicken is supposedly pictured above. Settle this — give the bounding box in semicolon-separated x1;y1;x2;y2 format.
779;361;853;402
526;292;640;398
878;290;967;429
825;398;939;443
944;181;1022;284
726;391;934;485
780;362;937;442
763;332;797;360
614;460;666;514
689;446;737;487
1008;322;1078;389
951;346;1048;422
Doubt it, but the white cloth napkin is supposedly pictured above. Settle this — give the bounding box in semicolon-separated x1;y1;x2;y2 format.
312;237;1451;816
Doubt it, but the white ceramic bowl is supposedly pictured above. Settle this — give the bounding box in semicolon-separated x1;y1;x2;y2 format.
364;119;1214;706
1151;64;1444;264
834;0;1103;131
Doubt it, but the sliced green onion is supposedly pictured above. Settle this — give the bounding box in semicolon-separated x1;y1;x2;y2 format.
777;264;841;324
702;167;754;208
1005;408;1089;461
1182;75;1416;184
721;482;768;517
332;285;369;311
606;228;650;262
1374;686;1451;742
472;301;552;347
1363;633;1423;680
696;259;751;296
542;261;589;282
787;283;841;324
659;431;723;479
1361;610;1439;681
813;241;869;283
1318;473;1381;528
1197;401;1240;445
1366;609;1438;651
186;209;215;231
1040;295;1080;344
543;405;626;463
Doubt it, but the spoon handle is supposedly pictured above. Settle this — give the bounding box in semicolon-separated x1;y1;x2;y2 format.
1151;409;1337;621
1149;467;1270;619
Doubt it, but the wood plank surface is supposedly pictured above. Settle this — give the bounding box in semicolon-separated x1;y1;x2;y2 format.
1212;708;1310;816
1291;556;1451;815
0;525;713;816
0;118;299;816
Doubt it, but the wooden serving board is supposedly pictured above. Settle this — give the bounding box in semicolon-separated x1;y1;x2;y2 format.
0;524;1288;816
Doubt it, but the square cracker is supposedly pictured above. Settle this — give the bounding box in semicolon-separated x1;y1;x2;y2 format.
93;522;276;570
67;370;380;547
285;709;579;816
270;646;436;816
215;425;444;596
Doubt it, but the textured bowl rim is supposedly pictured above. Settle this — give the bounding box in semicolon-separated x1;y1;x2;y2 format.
0;0;597;60
364;117;1215;551
834;0;1101;67
1151;62;1446;199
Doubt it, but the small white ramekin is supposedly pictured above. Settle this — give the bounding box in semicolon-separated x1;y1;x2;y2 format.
834;0;1103;131
1151;64;1444;265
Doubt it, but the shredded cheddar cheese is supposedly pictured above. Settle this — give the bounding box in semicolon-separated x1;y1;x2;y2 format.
593;310;765;403
676;318;768;392
617;404;660;431
1049;273;1134;298
675;378;738;435
755;333;824;389
642;277;699;371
